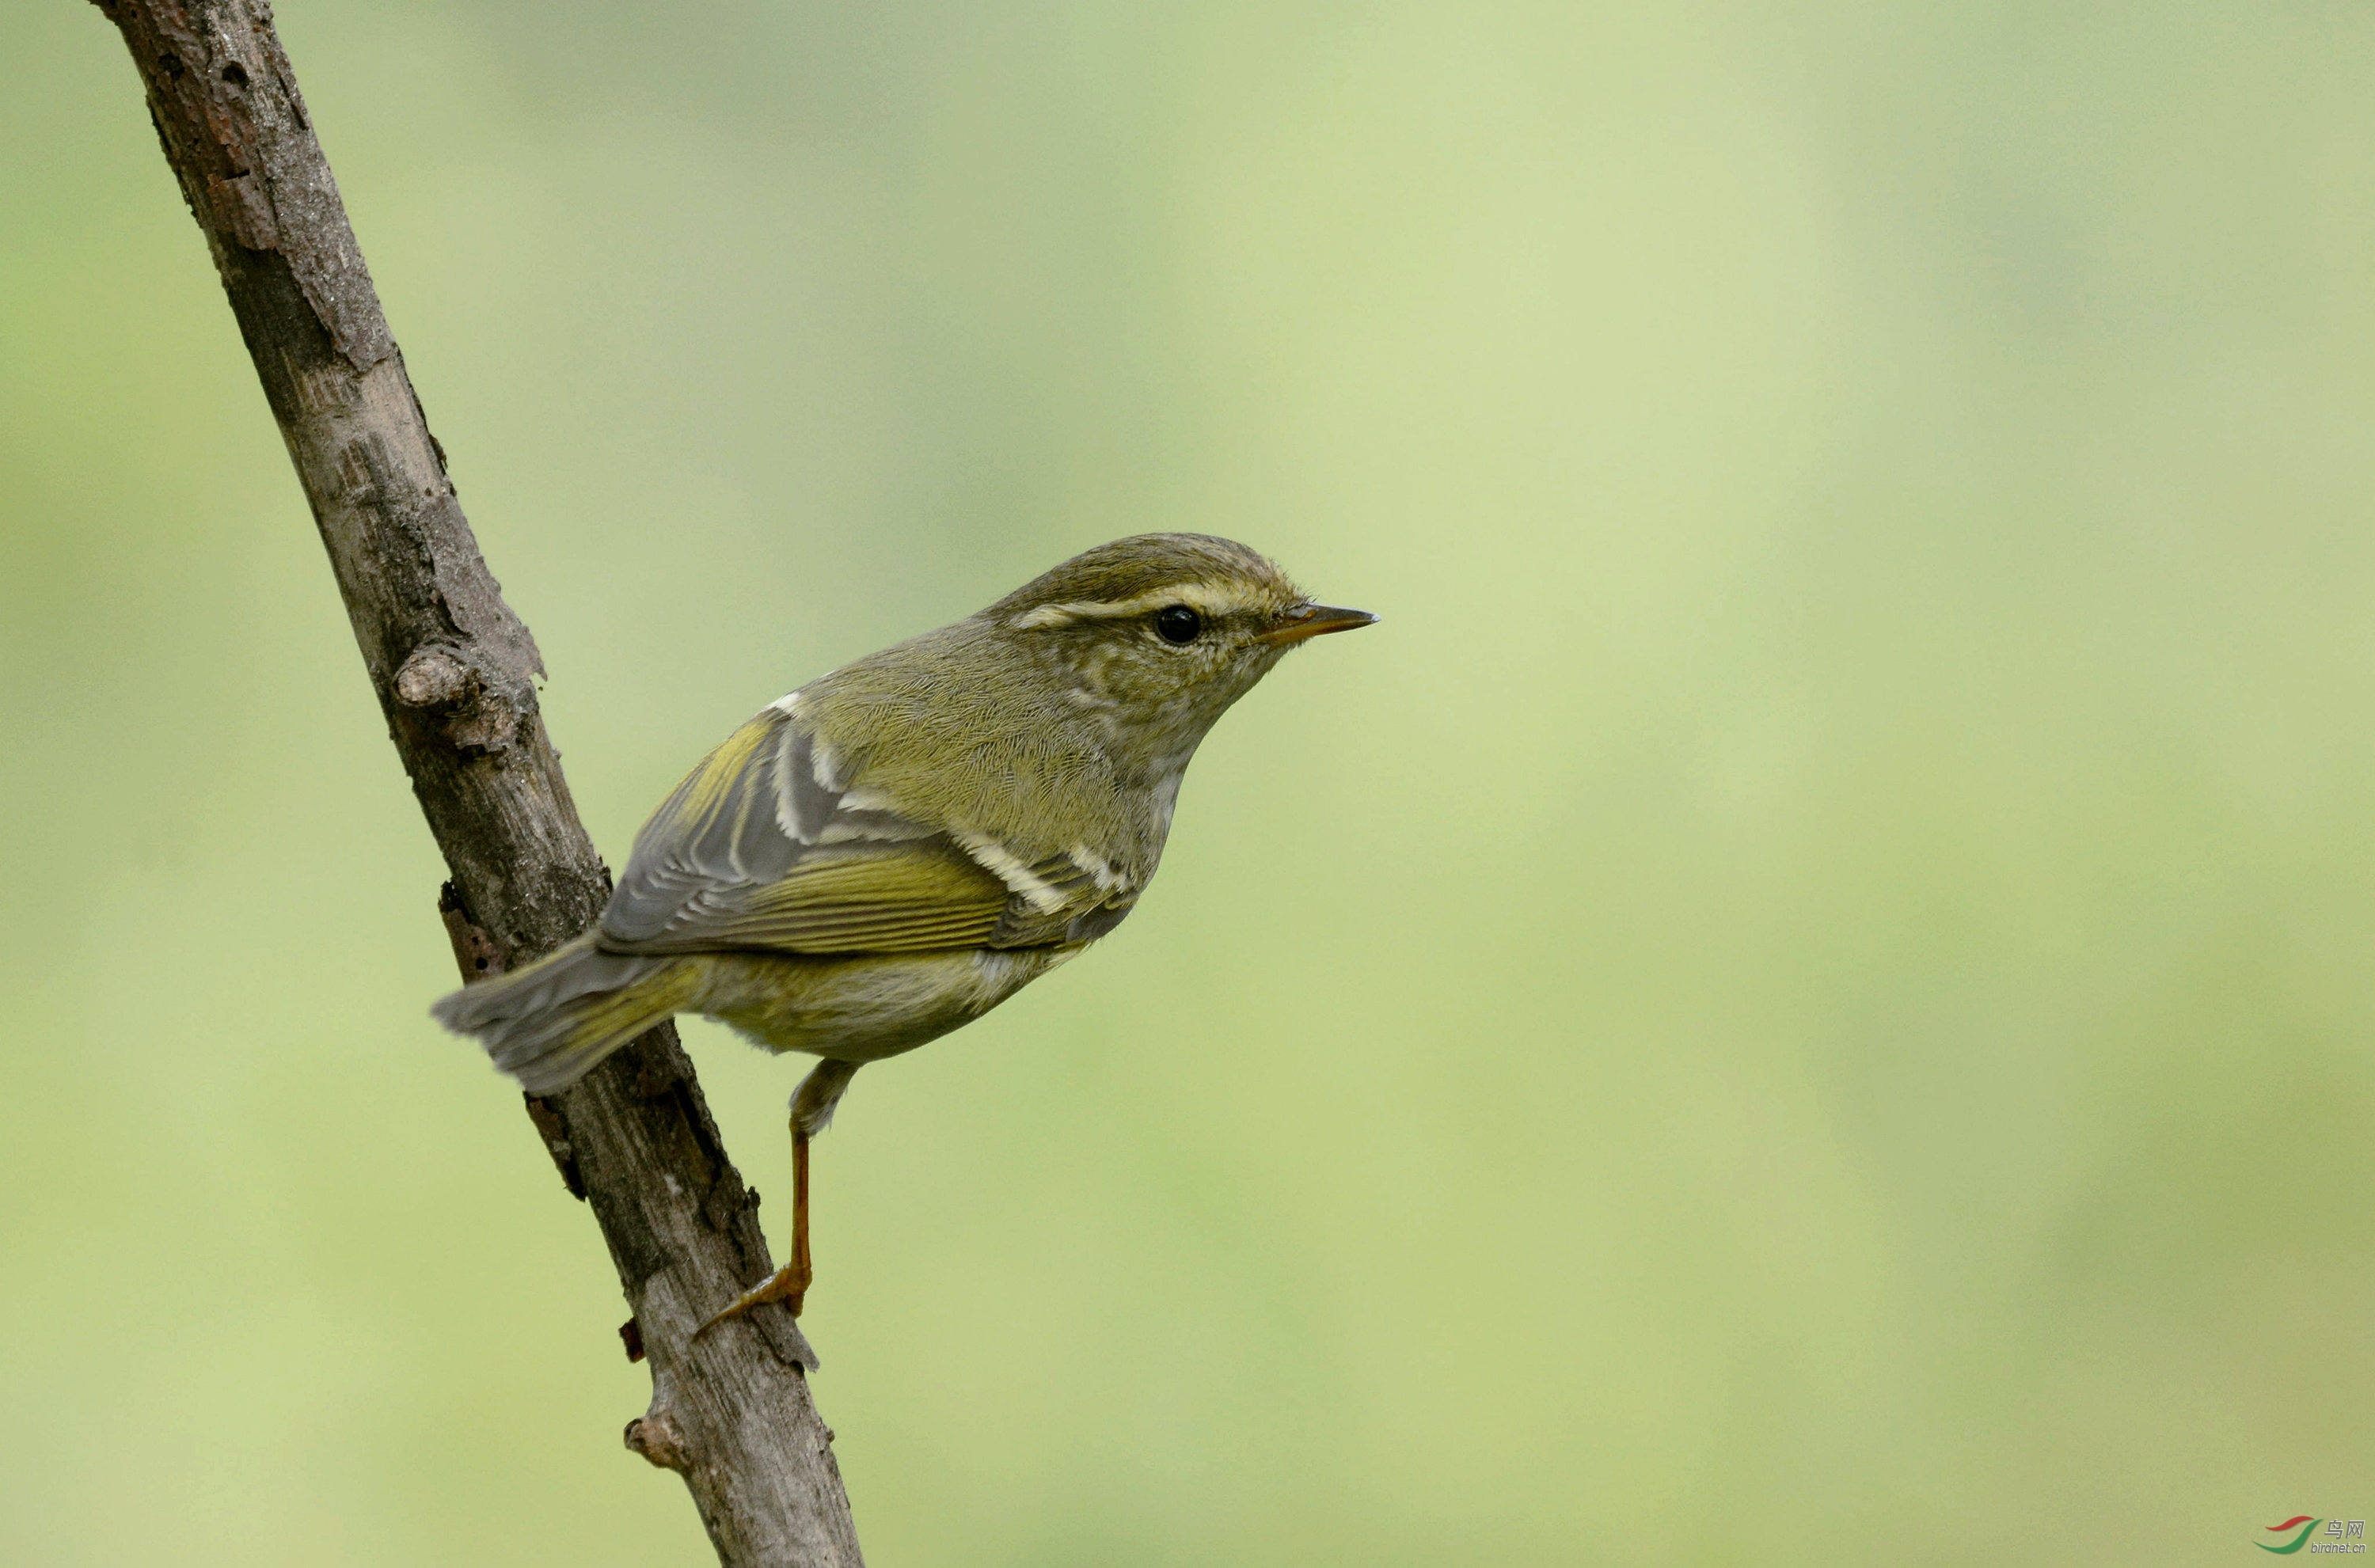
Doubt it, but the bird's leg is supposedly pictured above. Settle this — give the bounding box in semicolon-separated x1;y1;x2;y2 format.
792;1126;811;1307
697;1060;859;1336
694;1124;811;1333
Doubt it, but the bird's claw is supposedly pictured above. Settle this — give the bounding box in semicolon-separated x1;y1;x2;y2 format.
694;1260;810;1337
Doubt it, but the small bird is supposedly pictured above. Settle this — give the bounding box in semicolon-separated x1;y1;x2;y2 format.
433;533;1374;1332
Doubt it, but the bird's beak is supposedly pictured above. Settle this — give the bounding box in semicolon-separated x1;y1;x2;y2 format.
1261;602;1380;645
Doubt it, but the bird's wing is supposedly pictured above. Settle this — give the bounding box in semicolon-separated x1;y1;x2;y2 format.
598;700;1131;956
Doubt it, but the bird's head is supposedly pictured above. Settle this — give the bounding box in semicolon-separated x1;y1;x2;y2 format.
986;533;1376;776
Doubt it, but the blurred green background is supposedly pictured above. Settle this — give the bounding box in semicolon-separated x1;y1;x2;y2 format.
6;1;2373;1562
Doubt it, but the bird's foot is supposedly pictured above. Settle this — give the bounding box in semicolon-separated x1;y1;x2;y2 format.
694;1259;810;1337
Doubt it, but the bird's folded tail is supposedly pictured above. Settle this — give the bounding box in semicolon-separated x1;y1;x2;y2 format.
430;934;701;1095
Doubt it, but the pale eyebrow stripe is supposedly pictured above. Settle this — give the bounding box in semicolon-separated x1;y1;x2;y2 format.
1011;579;1264;629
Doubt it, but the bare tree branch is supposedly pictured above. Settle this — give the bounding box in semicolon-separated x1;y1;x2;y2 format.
89;3;864;1561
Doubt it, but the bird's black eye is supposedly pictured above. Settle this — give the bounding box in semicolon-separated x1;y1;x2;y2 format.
1154;605;1203;644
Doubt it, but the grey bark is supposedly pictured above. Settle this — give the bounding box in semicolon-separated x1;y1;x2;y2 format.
88;3;863;1562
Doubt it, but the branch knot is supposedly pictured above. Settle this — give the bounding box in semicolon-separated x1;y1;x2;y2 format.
394;643;524;753
626;1409;692;1472
393;644;471;707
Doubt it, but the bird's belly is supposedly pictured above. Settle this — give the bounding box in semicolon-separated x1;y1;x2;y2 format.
694;945;1081;1062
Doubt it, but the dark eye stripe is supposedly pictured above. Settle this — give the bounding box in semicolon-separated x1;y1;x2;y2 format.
1154;605;1203;644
